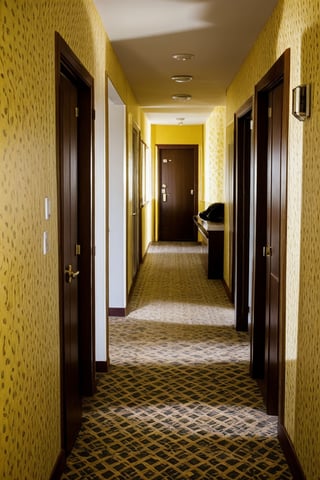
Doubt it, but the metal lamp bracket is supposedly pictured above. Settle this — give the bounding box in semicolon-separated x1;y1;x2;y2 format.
292;84;311;121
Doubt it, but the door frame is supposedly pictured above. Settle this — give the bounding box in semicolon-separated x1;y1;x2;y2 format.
157;144;198;241
234;98;253;332
55;32;96;448
131;122;141;278
251;49;290;420
107;79;126;317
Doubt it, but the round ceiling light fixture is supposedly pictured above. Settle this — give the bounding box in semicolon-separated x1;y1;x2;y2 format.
172;93;192;101
171;75;193;83
176;117;185;125
172;53;194;62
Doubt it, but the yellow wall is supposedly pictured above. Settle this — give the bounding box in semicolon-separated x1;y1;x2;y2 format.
151;124;204;189
152;124;203;145
226;0;320;477
0;0;145;477
151;125;204;240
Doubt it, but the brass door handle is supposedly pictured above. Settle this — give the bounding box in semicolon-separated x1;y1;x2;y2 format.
263;245;272;257
161;185;167;202
65;264;80;283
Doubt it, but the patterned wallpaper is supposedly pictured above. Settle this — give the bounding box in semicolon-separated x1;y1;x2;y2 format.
294;10;320;479
204;107;226;205
226;0;320;478
0;1;106;478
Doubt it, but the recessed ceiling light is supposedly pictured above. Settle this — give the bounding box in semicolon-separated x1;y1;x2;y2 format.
172;53;194;62
172;94;192;101
171;75;193;83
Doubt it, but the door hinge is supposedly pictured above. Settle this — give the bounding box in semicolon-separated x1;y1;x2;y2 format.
75;244;81;256
75;106;79;118
92;109;96;120
250;119;254;130
268;107;272;118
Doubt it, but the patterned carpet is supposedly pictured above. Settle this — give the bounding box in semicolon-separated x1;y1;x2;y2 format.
61;242;293;479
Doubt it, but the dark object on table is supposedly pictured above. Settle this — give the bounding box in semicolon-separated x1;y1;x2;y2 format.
199;203;224;223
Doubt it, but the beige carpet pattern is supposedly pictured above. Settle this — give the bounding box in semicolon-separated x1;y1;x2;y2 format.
62;242;292;479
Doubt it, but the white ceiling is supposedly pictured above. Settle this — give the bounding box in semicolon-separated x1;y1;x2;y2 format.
94;0;278;125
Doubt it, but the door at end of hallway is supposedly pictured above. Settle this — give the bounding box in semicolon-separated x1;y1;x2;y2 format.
158;145;198;242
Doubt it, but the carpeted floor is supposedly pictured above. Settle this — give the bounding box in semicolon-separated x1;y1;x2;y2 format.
61;242;293;479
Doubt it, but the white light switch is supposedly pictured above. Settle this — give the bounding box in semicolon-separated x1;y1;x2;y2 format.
44;197;51;220
43;231;49;255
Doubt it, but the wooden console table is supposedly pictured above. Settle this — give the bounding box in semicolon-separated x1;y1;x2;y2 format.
193;215;224;279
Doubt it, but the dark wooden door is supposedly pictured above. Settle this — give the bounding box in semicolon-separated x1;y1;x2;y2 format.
251;50;289;420
59;73;82;453
158;146;198;241
263;82;283;415
234;104;252;331
56;33;96;455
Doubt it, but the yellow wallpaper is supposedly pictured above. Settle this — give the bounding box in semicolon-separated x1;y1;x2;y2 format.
152;124;203;146
226;0;320;477
295;11;320;480
0;0;108;477
204;107;226;205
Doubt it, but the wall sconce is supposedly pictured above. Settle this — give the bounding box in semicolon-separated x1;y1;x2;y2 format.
292;84;311;121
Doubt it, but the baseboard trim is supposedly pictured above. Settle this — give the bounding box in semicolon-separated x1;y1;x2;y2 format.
50;450;66;480
96;361;109;372
108;307;126;317
222;279;233;303
141;242;150;262
278;423;306;479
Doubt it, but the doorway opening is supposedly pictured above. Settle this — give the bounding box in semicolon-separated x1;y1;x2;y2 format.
131;123;142;279
55;33;96;453
234;99;253;332
108;80;127;317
